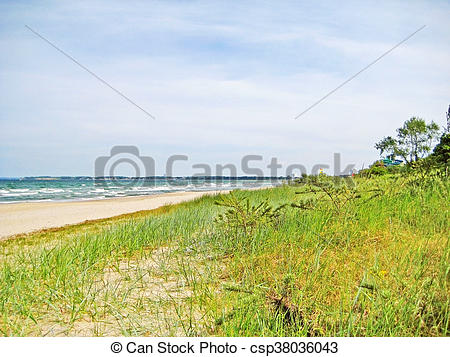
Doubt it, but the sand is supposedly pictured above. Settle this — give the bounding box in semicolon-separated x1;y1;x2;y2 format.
0;190;229;239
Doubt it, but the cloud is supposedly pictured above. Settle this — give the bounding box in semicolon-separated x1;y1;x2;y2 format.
0;0;449;176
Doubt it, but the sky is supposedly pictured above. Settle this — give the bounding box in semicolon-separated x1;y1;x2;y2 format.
0;0;449;177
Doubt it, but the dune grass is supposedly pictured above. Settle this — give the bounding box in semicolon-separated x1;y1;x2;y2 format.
0;174;448;336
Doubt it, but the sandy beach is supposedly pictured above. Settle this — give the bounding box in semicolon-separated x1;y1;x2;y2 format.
0;190;229;239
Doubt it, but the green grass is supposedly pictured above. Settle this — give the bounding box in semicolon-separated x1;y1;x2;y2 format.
0;175;448;336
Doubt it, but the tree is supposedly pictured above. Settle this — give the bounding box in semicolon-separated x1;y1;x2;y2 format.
432;133;450;166
375;117;440;165
397;117;440;163
446;105;449;133
374;136;397;159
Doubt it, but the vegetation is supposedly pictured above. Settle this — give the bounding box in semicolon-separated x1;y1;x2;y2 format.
431;133;450;167
0;108;448;337
0;170;448;336
375;117;440;164
214;192;286;239
371;110;449;174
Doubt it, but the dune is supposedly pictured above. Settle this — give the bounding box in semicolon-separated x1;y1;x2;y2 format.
0;190;229;239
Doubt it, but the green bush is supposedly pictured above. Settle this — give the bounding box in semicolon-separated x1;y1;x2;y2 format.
386;165;406;174
214;192;286;238
368;165;388;176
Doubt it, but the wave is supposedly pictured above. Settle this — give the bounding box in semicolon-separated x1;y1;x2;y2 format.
39;188;65;193
0;180;277;203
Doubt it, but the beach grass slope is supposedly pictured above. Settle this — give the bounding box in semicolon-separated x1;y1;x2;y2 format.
0;175;448;336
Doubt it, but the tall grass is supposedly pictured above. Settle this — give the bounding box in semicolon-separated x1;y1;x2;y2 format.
0;175;448;336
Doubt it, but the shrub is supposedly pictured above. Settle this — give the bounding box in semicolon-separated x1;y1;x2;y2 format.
214;192;286;237
368;165;388;176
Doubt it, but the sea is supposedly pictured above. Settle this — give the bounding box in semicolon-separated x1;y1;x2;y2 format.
0;177;280;203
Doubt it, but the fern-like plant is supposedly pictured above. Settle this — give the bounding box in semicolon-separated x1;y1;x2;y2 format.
294;176;381;215
214;192;286;237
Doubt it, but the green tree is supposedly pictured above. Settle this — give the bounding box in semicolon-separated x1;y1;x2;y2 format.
374;136;397;159
375;117;440;164
446;105;449;133
432;133;450;166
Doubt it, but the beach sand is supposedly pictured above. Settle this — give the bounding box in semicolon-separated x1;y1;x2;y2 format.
0;190;229;239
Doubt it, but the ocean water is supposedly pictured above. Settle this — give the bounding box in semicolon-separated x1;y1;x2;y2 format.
0;177;279;203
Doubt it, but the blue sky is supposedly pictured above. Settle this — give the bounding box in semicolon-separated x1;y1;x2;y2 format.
0;0;449;176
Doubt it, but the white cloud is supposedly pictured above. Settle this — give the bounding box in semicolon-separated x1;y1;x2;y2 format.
0;0;449;176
